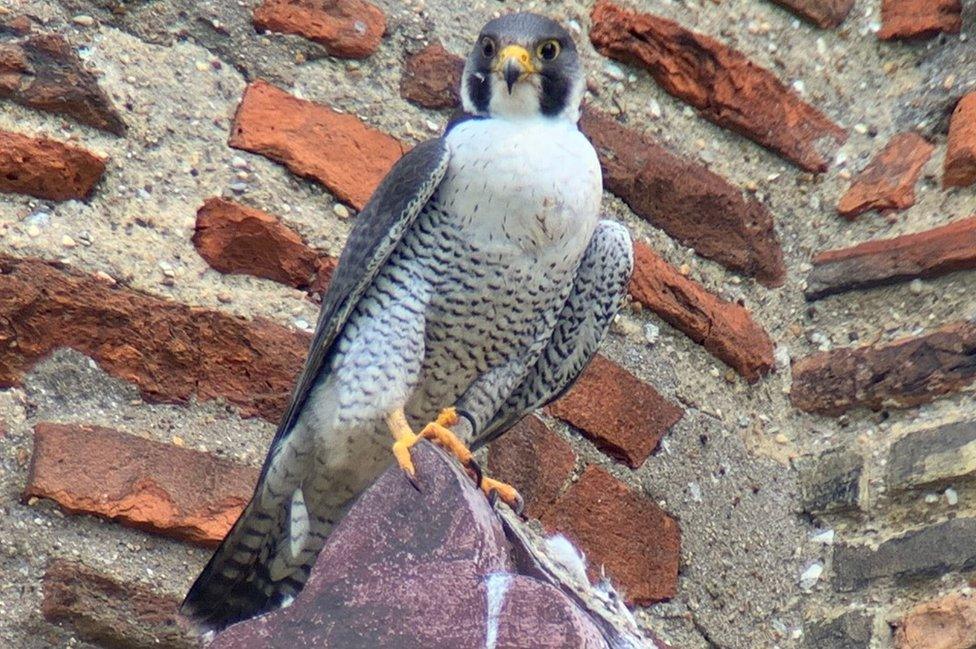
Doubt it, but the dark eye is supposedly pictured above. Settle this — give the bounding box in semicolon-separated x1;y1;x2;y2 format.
537;39;561;61
481;37;496;58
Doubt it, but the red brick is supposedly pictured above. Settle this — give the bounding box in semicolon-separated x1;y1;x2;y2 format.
838;132;934;219
791;320;976;415
230;80;406;210
806;216;976;300
253;0;386;59
581;108;785;287
590;0;846;172
547;354;682;469
193;197;336;290
540;466;680;605
894;592;976;649
24;422;259;545
0;255;310;420
630;241;775;382
878;0;962;40
0;129;105;201
400;42;465;110
0;29;126;134
945;93;976;189
487;415;575;519
767;0;854;28
42;559;195;649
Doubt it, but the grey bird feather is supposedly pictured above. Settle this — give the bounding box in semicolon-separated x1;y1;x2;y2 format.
180;140;451;631
181;12;634;634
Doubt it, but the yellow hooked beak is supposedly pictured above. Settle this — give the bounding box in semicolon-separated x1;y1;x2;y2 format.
493;45;536;94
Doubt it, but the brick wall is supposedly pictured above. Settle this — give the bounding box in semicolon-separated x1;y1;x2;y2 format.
0;0;974;647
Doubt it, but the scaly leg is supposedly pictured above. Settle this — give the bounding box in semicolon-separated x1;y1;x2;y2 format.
386;407;523;513
387;408;421;477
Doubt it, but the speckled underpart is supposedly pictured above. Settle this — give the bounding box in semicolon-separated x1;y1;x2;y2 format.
181;106;632;631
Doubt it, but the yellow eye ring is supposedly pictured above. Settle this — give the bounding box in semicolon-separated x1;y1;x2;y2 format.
537;39;561;61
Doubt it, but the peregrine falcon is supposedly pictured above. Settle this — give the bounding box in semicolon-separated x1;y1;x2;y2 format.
182;12;634;632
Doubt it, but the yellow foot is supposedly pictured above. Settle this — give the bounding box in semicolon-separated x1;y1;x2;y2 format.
482;476;524;514
387;409;421;478
418;408;474;466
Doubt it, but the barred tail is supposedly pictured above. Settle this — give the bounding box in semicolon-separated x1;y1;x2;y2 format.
180;483;319;634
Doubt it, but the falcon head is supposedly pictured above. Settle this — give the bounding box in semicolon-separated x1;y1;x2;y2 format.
461;13;584;122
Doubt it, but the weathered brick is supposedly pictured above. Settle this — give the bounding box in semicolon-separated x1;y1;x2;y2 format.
888;419;976;491
0;129;105;201
546;354;682;469
581;108;785;286
0;255;310;420
230;80;406;210
894;592;976;649
0;26;126;134
944;93;976;189
805;216;976;301
767;0;854;28
804;611;873;649
630;241;775;382
833;518;976;591
878;0;962;40
540;465;680;605
796;447;864;514
42;559;195;649
24;422;258;545
400;42;464;110
790;321;976;416
193;197;335;291
253;0;386;59
837;132;934;219
590;0;847;172
487;415;575;519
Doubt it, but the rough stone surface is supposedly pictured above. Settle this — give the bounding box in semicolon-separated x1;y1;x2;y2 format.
399;42;464;110
24;422;258;546
805;216;976;300
252;0;386;59
630;241;775;382
193;197;326;290
0;26;126;134
0;255;310;420
590;0;847;172
582;108;785;286
878;0;963;40
547;354;682;469
894;592;976;649
803;611;873;649
486;415;575;519
944;93;976;189
887;419;976;491
230;80;406;210
0;128;105;201
767;0;854;28
1;0;972;647
796;447;863;514
41;559;196;649
540;465;681;606
837;132;934;219
833;518;976;591
791;320;976;415
212;443;614;648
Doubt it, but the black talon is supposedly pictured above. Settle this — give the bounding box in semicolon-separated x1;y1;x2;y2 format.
467;457;484;488
511;492;526;517
404;471;422;493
